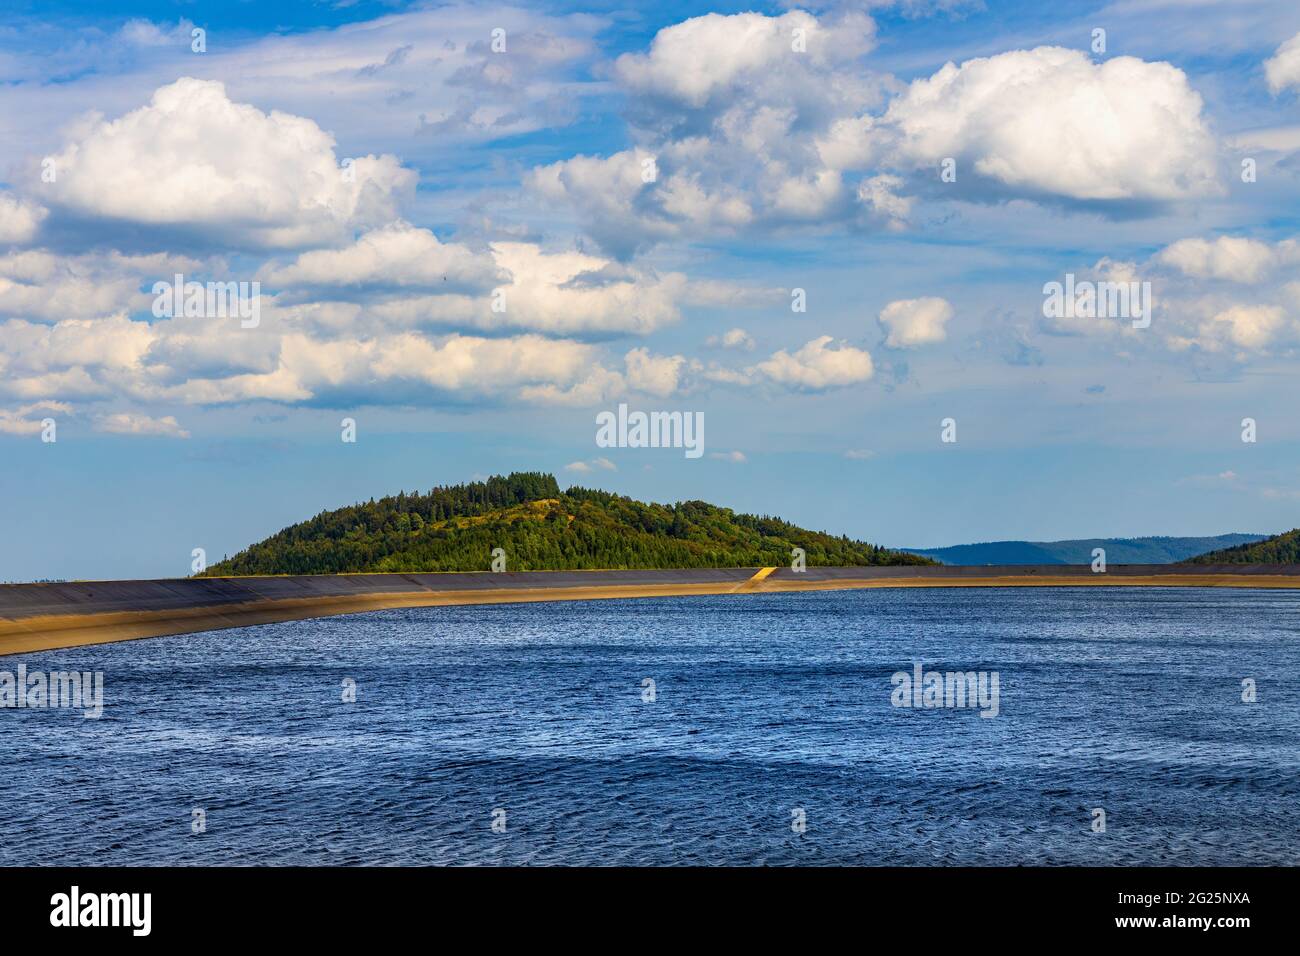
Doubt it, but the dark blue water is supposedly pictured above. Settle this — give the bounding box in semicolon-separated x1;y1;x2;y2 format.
3;588;1298;865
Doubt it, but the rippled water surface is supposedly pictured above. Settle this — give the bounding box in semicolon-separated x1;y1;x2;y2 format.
3;587;1298;865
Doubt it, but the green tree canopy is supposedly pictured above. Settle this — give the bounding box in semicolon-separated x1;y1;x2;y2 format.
202;472;933;575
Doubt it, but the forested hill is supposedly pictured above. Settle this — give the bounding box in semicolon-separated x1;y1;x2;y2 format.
1183;528;1300;564
907;533;1268;565
202;472;932;575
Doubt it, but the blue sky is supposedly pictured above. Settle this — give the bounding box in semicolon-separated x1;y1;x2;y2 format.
2;0;1299;580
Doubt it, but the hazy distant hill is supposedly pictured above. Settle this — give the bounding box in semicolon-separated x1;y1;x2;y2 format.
1184;529;1300;564
904;534;1267;566
203;472;933;575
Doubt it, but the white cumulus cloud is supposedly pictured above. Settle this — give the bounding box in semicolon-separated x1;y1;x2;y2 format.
534;23;1221;255
1266;32;1300;94
95;412;190;438
885;47;1218;201
565;456;617;473
260;232;698;336
530;10;887;255
878;296;953;347
611;10;873;108
0;193;47;245
706;327;755;350
624;347;688;397
1179;304;1289;352
38;78;416;250
0;401;70;435
259;221;502;292
1157;236;1298;283
752;336;874;390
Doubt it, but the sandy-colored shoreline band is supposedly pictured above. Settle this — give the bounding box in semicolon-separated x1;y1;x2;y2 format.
3;565;1300;657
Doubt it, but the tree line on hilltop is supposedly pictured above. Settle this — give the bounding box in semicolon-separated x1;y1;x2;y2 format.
202;471;933;575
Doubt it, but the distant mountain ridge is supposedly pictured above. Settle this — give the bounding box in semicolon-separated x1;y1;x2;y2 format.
1183;529;1300;564
203;472;933;575
903;534;1268;566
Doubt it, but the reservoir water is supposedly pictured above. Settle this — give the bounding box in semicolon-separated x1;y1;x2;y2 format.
3;587;1298;865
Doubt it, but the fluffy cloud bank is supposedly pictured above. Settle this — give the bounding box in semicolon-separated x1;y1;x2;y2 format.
1167;304;1291;355
706;327;755;350
611;10;873;108
261;226;698;337
0;249;195;323
259;221;502;293
0;233;639;410
0;218;816;425
1156;236;1300;284
1265;32;1300;94
0;401;70;435
37;78;415;251
0;320;617;409
885;47;1218;201
878;297;953;348
623;347;688;397
95;412;190;438
0;194;46;245
532;12;1221;255
530;10;888;255
1045;236;1300;361
751;336;874;390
